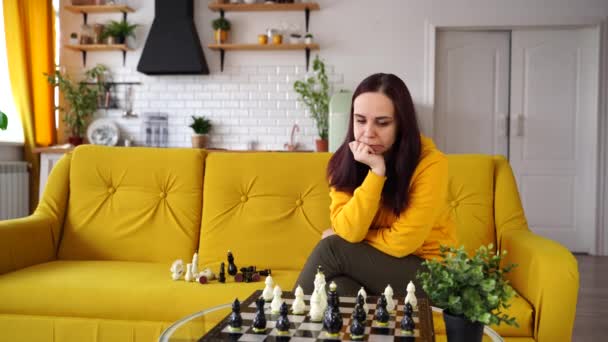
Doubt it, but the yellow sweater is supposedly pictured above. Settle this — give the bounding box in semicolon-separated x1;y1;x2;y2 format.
330;135;457;259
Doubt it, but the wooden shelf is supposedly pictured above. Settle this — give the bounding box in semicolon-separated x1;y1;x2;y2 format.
208;2;319;12
208;43;319;51
65;44;131;52
64;5;134;14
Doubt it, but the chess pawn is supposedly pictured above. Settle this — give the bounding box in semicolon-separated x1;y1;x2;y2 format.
218;262;226;283
384;284;396;313
252;296;267;333
405;281;418;310
262;275;274;302
350;314;365;340
228;298;243;332
275;302;291;336
357;287;369;313
185;263;194;282
170;259;184;280
308;288;323;322
227;250;238;276
400;312;415;336
352;301;367;324
270;285;283;314
191;252;199;277
291;285;306;314
374;294;390;326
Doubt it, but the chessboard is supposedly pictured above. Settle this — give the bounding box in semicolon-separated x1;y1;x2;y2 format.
199;290;435;341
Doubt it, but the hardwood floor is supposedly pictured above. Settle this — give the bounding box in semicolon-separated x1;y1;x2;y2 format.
573;254;608;341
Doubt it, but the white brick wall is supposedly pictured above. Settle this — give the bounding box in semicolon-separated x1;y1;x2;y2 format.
83;65;343;151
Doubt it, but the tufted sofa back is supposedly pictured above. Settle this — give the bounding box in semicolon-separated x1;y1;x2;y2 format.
58;146;206;263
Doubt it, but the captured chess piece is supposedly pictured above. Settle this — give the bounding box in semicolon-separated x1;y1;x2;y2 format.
185;263;194;282
258;268;272;276
219;262;226;283
197;267;216;284
170;259;184;280
252;296;267;333
374;294;390;326
228;298;243;332
322;281;343;337
227;250;238;276
276;302;291;336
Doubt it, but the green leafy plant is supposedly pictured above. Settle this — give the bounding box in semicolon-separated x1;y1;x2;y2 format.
189;116;213;135
102;20;137;42
417;244;519;327
305;33;313;38
0;110;7;130
212;17;231;31
70;32;78;39
293;55;329;139
45;65;108;138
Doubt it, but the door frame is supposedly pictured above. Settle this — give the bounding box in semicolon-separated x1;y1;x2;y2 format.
422;17;608;256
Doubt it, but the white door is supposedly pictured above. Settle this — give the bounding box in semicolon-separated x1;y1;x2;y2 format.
510;28;598;252
435;31;510;156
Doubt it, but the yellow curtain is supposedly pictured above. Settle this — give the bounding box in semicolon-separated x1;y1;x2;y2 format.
3;0;56;211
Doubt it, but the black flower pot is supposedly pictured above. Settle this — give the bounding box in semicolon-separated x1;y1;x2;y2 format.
443;311;484;342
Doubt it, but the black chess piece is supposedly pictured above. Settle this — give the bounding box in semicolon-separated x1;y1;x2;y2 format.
352;302;367;324
228;298;243;332
323;285;343;336
258;268;272;276
227;250;238;276
374;294;390;325
404;302;413;316
252;296;267;333
275;302;290;335
349;314;365;340
219;262;226;283
401;313;415;336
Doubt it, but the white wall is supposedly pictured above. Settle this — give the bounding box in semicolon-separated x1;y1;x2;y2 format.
59;0;608;149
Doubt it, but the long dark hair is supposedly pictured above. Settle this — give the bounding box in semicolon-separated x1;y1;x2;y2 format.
327;73;421;216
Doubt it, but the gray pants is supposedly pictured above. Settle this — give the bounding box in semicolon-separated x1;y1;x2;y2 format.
294;235;426;297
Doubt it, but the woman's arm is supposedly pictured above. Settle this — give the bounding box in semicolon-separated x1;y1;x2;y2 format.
365;154;449;257
329;170;386;242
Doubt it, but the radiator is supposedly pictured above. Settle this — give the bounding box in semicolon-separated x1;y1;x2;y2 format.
0;161;29;220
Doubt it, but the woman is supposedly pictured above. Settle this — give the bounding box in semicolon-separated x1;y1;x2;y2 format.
295;73;457;296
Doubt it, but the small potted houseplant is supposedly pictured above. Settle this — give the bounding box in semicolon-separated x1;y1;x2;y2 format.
45;65;108;146
212;17;231;44
417;244;519;342
69;32;79;45
304;33;313;44
0;110;7;130
189;115;213;148
102;19;137;45
289;33;302;44
293;55;330;151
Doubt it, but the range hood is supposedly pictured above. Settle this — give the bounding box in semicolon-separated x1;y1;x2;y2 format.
137;0;209;75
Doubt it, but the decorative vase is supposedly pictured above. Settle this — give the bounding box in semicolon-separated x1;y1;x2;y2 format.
191;134;209;148
443;311;484;342
315;138;328;152
68;136;84;146
215;29;228;43
304;37;313;44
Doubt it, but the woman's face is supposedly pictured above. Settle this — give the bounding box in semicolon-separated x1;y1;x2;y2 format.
352;91;397;155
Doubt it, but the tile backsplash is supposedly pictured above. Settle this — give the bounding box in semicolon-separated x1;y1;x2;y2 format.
80;64;344;151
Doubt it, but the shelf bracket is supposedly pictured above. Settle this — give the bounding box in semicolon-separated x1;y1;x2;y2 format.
220;49;225;72
305;47;311;71
83;12;88;25
122;50;127;66
305;8;310;32
123;11;127;22
82;51;87;67
220;10;225;18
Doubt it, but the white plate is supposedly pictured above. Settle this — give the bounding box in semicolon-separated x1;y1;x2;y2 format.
87;118;120;146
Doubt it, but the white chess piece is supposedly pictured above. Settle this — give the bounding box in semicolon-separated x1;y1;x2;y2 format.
384;284;396;313
170;259;184;280
357;287;369;313
405;281;418;310
270;285;283;313
263;275;274;302
309;288;323;322
191;252;199;277
185;263;194;282
199;267;216;281
314;270;327;312
291;284;306;314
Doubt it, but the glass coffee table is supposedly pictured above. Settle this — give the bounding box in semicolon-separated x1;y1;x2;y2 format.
159;302;503;342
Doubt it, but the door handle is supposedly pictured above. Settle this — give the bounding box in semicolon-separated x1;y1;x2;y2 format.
516;114;525;137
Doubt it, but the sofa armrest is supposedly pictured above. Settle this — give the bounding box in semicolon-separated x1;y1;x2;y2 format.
501;229;579;341
0;213;56;275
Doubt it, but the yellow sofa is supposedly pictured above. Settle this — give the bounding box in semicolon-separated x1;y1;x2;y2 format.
0;145;578;342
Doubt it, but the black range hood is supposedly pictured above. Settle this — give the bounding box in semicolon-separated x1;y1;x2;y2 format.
137;0;209;75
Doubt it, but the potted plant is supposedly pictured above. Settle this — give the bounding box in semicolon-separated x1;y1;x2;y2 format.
69;32;79;45
45;65;108;146
304;33;313;44
189;115;213;148
417;244;519;342
212;17;231;44
0;110;7;130
289;33;302;44
102;19;137;45
293;55;330;151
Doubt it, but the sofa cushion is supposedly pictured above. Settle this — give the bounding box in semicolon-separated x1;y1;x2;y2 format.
58;146;206;263
446;155;496;255
198;152;332;270
0;261;300;322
